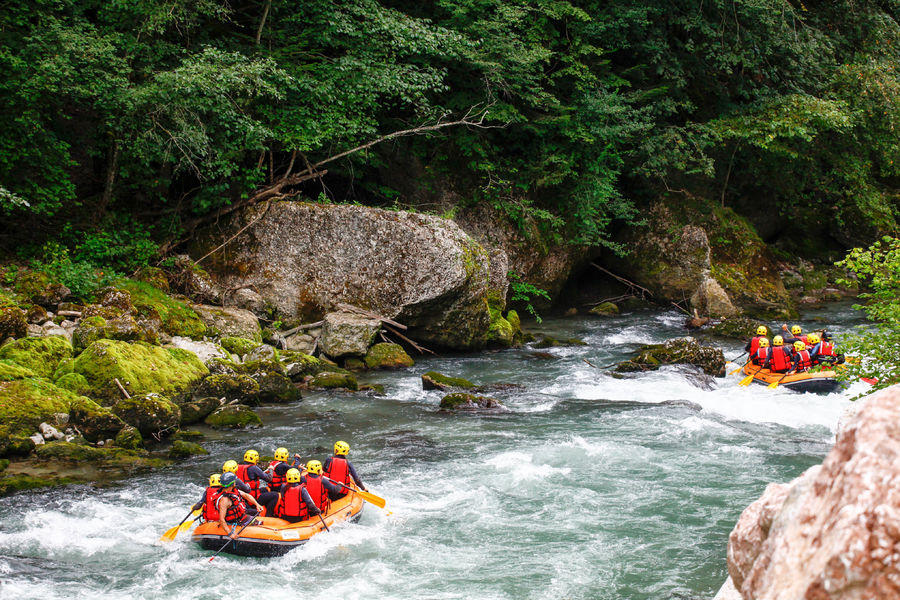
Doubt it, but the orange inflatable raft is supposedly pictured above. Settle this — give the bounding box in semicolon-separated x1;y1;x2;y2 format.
740;363;843;394
193;492;364;557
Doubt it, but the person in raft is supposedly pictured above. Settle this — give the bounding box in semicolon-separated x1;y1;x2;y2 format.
235;449;273;498
764;336;793;373
323;440;367;500
745;325;769;356
788;341;814;374
266;447;303;495
217;472;264;538
752;337;770;367
193;474;223;522
781;324;808;345
273;468;321;523
222;460;252;494
808;332;844;365
302;460;342;514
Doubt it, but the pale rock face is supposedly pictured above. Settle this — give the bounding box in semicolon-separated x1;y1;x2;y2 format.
168;336;230;365
192;304;261;343
319;312;381;358
691;276;737;317
727;385;900;600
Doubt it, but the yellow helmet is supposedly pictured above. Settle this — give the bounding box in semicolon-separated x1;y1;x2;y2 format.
758;338;769;348
756;325;767;336
222;460;238;473
793;341;806;351
334;441;350;456
773;336;784;346
243;449;259;464
791;325;802;335
306;460;323;475
209;473;221;487
806;333;820;344
286;468;302;484
274;447;289;462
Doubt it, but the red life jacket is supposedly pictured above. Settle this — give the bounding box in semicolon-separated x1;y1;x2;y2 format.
324;456;351;488
304;475;330;512
236;463;261;498
798;334;808;345
770;346;792;371
749;336;764;355
202;487;223;521
269;461;287;491
277;483;310;519
795;350;812;371
755;347;769;366
818;341;835;357
221;491;247;523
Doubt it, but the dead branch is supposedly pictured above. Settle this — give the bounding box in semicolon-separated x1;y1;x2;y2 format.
114;378;131;399
589;263;653;299
195;199;275;264
384;324;435;355
336;303;408;330
281;321;324;337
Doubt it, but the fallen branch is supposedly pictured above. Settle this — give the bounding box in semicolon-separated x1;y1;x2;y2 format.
336;303;408;330
384;324;435;355
670;301;691;316
114;378;131;400
589;263;653;299
281;321;325;337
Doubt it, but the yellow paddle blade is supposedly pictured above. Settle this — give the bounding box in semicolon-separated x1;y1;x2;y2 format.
178;512;200;532
356;489;386;509
767;380;780;389
160;524;180;542
729;365;745;375
739;373;755;386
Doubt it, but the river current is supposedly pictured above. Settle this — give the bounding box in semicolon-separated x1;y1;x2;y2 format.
0;304;871;599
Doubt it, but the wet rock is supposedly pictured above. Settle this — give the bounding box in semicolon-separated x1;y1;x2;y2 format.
179;396;222;425
204;404;261;429
320;312;380;358
113;394;181;438
616;336;726;377
309;372;358;391
193;374;259;404
726;385;900;599
255;372;301;403
219;336;260;358
421;371;475;391
0;335;73;378
114;425;143;450
168;336;230;364
589;302;619;316
0;307;27;339
533;336;586;348
439;393;504;411
168;440;208;458
359;384;386;395
706;316;762;340
364;343;414;369
189;202;495;350
39;423;63;441
659;399;703;411
193;304;262;343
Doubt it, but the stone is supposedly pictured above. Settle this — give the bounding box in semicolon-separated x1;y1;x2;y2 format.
229;288;266;314
726;385;900;600
219;336;260;358
117;280;207;339
0;359;36;381
690;275;737;317
204;404;261;429
246;343;277;362
168;336;230;364
166;256;222;304
14;270;70;306
0;307;27;339
39;423;63;440
29;433;44;446
284;333;316;354
168;440;208;458
422;371;475;391
0;335;73;378
26;305;48;324
26;324;44;336
364;343;414;369
193;304;262;343
320;312;380;358
309;372;358;391
189;203;495;350
73;340;209;403
616;337;726;377
180;397;222;425
589;302;619;316
54;372;92;396
68;399;126;442
255;372;301;403
112;394;181;438
192;374;259;404
281;352;327;380
343;357;367;371
114;425;143;450
439;392;504;411
707;316;761;340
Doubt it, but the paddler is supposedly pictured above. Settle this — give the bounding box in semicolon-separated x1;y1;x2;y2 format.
323;441;367;499
193;474;223;522
744;325;769;356
788;340;813;373
781;324;808;345
751;337;770;366
222;459;252;494
216;472;264;538
808;332;843;365
266;447;302;494
766;336;793;373
235;449;272;498
302;460;341;514
273;468;321;523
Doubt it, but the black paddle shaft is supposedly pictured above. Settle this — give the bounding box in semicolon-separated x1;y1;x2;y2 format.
208;517;255;562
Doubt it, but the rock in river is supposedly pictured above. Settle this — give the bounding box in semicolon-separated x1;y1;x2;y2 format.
616;337;725;377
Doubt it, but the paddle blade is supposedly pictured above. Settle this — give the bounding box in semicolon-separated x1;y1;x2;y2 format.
739;373;755;386
729;365;744;375
357;489;386;509
767;380;780;389
160;525;180;542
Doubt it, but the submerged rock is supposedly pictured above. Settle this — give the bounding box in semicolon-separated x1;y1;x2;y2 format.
168;440;208;458
589;302;619;316
616;336;726;377
439;393;504;411
726;385;900;599
421;371;475;391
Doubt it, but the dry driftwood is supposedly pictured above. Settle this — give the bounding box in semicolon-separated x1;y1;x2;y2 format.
335;303;408;330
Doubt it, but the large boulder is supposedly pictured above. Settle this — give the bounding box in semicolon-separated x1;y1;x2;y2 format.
112;394;181;438
726;385;900;599
189;202;495;350
192;305;262;343
116;280;206;338
364;343;414;369
0;336;73;378
204;404;261;429
0;307;26;339
616;336;726;376
320;312;380;358
73;340;209;403
167;336;231;365
193;374;260;404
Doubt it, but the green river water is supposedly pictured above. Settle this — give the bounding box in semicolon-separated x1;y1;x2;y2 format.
0;305;870;599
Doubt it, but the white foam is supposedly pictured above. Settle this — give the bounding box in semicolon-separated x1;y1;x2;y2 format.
485;450;570;482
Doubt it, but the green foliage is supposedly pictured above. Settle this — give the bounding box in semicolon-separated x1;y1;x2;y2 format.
508;272;551;323
29;243;119;300
835;237;900;392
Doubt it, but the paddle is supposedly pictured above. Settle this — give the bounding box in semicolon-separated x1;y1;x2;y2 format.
739;371;756;386
729;359;751;376
208;517;256;562
322;476;387;509
767;371;792;390
317;511;330;532
160;508;202;542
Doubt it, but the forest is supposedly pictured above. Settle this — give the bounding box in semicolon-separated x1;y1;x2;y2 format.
1;0;899;279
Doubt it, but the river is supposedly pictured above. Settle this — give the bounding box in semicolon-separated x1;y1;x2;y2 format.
0;304;871;599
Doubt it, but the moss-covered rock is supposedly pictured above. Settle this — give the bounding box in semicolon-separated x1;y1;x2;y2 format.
207;357;242;376
706;316;763;340
309;372;358;391
219;336;260;357
256;372;302;402
364;343;414;369
117;279;207;338
55;372;92;396
0;336;73;378
13;270;70;306
589;302;619;316
486;305;515;347
0;474;77;496
359;383;386;395
280;351;327;380
421;371;475;391
168;440;208;458
112;394;181;438
0;307;27;339
0;359;35;381
180;397;222;424
193;374;260;403
204;404;261;429
53;357;74;380
343;357;367;371
72;316;108;350
172;430;204;441
115;425;143;450
68;397;125;442
74;340;208;403
26;305;47;324
616;337;726;377
439;393;503;411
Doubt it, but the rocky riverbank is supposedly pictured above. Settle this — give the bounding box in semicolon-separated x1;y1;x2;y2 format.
716;385;900;600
